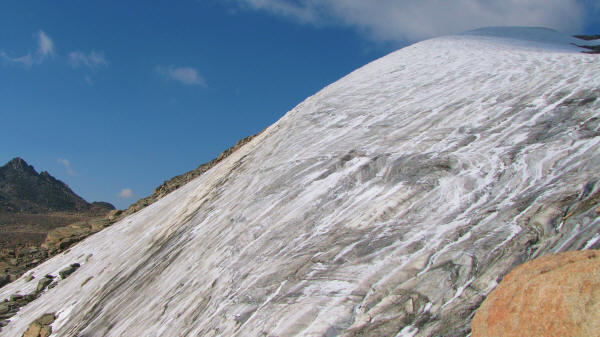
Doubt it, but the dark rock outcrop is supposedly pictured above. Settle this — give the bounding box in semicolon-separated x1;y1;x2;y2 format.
0;158;113;213
58;263;80;279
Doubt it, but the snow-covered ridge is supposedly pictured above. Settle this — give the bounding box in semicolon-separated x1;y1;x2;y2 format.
461;26;600;52
1;27;599;337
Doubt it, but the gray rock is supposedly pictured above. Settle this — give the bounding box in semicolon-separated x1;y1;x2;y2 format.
59;263;80;279
9;294;23;302
36;313;55;326
36;277;52;292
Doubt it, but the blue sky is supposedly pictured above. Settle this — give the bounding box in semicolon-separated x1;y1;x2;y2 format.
2;1;599;209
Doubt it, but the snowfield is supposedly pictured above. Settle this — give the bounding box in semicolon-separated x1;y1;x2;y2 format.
1;27;599;336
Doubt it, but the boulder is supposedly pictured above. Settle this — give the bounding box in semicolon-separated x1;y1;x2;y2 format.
0;304;8;315
106;209;123;221
39;325;52;337
21;313;54;337
59;263;80;279
36;277;52;292
21;322;42;337
36;313;55;326
472;250;600;337
9;294;23;302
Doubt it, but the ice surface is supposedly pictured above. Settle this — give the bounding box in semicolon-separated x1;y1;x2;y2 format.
0;27;599;336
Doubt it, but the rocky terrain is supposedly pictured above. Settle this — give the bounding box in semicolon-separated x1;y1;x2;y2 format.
472;250;600;336
0;27;598;336
0;158;114;287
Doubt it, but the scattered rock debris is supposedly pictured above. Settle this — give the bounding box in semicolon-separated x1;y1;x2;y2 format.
21;312;55;337
0;262;79;333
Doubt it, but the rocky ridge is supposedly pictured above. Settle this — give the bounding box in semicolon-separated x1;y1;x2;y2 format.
116;133;260;219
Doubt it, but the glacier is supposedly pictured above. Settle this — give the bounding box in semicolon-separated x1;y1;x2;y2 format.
1;28;599;336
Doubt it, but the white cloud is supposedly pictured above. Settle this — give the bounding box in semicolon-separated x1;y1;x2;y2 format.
1;30;54;67
118;188;134;199
232;0;585;42
156;65;207;86
238;0;318;22
1;52;34;67
69;51;108;69
37;30;54;56
57;158;75;176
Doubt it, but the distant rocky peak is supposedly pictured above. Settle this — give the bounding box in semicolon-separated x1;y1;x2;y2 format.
39;171;57;181
4;157;37;175
0;157;115;213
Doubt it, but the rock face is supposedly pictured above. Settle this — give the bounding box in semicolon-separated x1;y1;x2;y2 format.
472;250;600;337
0;28;599;337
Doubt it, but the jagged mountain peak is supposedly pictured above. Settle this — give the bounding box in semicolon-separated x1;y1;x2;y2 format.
2;157;37;175
0;28;599;336
0;158;113;213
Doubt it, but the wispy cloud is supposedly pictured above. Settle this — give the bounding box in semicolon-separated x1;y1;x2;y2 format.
155;65;207;86
69;51;108;69
1;30;55;67
1;52;34;67
231;0;585;42
57;158;75;176
37;30;54;57
118;188;134;199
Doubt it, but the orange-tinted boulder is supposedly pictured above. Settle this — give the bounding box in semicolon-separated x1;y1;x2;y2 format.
472;250;600;337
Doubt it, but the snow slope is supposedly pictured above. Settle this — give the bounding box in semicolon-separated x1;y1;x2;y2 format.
1;28;599;336
463;26;600;51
